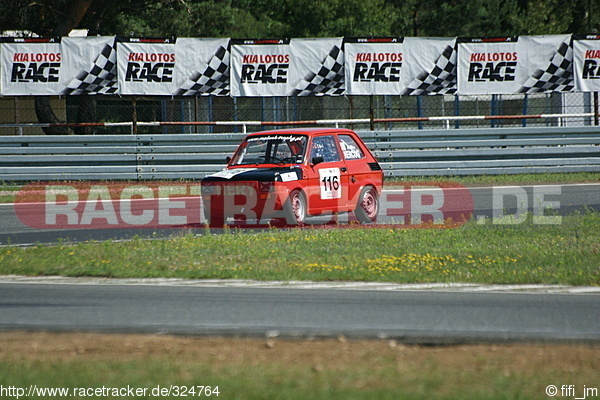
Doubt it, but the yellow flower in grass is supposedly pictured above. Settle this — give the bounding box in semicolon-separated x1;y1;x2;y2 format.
366;253;460;275
296;263;345;272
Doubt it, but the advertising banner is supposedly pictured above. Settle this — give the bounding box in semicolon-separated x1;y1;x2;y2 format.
1;37;63;95
401;37;457;95
573;34;600;92
288;38;345;96
173;38;230;96
517;35;573;93
230;39;290;97
457;35;573;95
116;37;177;95
60;36;118;95
344;37;404;95
0;34;591;97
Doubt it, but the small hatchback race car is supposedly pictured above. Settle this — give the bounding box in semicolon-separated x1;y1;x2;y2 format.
201;128;384;226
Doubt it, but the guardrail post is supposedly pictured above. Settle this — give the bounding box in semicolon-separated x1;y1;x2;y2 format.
132;97;138;135
595;92;599;126
208;97;214;134
522;94;528;127
454;95;460;129
369;96;374;131
417;96;423;130
232;97;238;133
491;94;498;128
14;98;23;136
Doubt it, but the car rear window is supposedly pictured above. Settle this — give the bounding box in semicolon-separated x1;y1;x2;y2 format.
338;134;365;160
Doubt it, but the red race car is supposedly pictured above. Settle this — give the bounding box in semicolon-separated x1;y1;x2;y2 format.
201;128;384;226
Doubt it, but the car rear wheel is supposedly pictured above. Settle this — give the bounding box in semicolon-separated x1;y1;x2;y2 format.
355;186;379;223
283;189;307;225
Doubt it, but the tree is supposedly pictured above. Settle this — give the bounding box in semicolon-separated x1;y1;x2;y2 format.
385;0;599;37
516;0;599;35
386;0;525;37
233;0;392;37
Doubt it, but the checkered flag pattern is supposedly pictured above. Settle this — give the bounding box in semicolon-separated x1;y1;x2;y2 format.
289;45;345;96
401;45;457;95
60;42;118;95
518;40;574;93
174;45;230;96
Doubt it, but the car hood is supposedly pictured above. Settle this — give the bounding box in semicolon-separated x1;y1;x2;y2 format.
202;167;303;182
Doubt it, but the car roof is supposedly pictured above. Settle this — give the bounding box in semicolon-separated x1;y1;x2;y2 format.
245;128;356;137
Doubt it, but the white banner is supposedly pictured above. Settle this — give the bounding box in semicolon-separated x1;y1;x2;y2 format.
344;37;404;95
1;38;63;95
0;34;589;97
344;37;458;95
457;35;573;95
230;39;290;97
60;36;117;95
0;37;117;96
288;38;344;96
116;37;176;95
573;35;600;92
401;37;457;95
173;38;230;96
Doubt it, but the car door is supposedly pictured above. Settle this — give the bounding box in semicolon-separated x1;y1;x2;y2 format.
304;134;351;214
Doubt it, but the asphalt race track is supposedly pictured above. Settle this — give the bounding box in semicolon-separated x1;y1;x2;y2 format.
0;279;599;343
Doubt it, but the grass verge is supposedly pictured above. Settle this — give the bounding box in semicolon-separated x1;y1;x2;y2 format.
2;213;599;286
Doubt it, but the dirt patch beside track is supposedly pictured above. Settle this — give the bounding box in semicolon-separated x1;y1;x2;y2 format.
1;331;598;399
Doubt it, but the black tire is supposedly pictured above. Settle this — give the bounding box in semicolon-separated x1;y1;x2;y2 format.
355;186;379;223
283;189;307;225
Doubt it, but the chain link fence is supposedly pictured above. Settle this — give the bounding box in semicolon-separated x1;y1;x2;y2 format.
0;93;597;136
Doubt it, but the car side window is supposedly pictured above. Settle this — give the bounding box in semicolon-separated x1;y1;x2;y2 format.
310;135;341;163
338;135;365;160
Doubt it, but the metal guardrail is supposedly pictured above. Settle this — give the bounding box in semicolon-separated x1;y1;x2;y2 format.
0;126;599;181
362;126;600;176
0;133;245;181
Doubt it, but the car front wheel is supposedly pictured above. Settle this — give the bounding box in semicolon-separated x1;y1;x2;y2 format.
355;186;379;223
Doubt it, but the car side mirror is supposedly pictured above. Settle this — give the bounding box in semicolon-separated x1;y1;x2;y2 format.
311;156;324;166
225;156;231;164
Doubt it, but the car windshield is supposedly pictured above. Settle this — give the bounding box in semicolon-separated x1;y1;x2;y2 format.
231;134;307;165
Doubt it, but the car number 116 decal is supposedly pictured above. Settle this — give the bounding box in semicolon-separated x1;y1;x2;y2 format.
319;167;342;199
